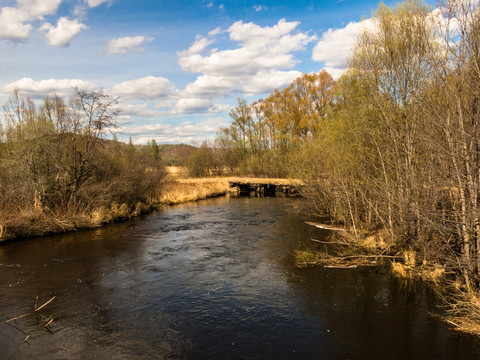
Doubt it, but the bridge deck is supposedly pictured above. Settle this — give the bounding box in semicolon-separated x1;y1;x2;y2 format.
227;178;303;187
228;178;303;195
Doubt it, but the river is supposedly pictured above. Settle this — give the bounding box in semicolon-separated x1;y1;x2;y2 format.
0;196;479;359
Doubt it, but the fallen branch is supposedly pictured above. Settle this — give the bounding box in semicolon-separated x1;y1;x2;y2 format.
445;319;461;328
325;265;358;269
5;296;56;342
35;296;55;312
311;238;361;247
306;222;346;231
5;313;30;323
331;254;402;260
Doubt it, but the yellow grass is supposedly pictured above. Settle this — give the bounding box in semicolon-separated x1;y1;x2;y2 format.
392;262;412;279
157;178;231;205
361;233;388;249
391;248;445;284
165;166;188;179
403;248;416;267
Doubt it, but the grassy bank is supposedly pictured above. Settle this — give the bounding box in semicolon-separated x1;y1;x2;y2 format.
0;201;155;242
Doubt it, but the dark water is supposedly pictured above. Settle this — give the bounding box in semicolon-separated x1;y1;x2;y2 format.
1;196;480;359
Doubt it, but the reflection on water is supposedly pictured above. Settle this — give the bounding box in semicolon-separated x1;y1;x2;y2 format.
0;196;479;359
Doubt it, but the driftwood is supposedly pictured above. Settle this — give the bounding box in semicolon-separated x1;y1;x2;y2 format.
311;238;360;247
299;253;404;268
325;265;358;269
35;296;55;312
306;222;346;231
5;296;56;342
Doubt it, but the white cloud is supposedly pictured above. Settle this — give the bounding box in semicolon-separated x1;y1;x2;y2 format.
1;77;96;97
208;103;230;113
179;35;213;56
0;7;32;40
240;70;303;95
312;19;371;67
117;103;170;118
109;76;174;100
17;0;62;18
86;0;112;7
208;27;221;36
312;19;374;77
254;5;265;12
177;18;316;104
107;36;154;54
0;0;62;41
40;17;87;47
321;67;347;80
119;117;228;144
176;98;213;114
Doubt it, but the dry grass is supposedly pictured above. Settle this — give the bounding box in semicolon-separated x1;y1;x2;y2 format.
165;166;188;179
0;200;156;242
391;248;445;284
423;266;445;284
444;289;480;336
360;231;389;250
404;248;416;267
391;261;411;278
0;210;94;242
157;178;231;205
226;176;303;187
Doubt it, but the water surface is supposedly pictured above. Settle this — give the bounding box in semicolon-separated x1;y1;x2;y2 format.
0;196;479;359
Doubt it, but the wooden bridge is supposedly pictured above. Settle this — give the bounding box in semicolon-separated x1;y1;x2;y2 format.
228;178;303;197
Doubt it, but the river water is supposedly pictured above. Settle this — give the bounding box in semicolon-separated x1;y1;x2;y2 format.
0;196;479;359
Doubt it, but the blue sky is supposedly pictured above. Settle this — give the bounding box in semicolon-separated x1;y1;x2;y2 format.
0;0;433;144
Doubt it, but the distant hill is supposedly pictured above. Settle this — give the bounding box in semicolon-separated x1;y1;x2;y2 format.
103;140;196;166
158;144;196;166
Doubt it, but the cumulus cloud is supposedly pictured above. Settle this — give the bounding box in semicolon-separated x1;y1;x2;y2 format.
107;36;154;54
1;77;96;97
208;27;221;36
119;117;228;144
40;17;87;47
0;0;62;41
117;103;170;118
312;19;375;78
177;18;316;111
109;76;174;100
86;0;112;7
0;7;32;41
17;0;62;18
179;35;213;56
175;98;213;114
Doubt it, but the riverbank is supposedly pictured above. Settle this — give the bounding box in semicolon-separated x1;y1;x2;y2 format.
0;172;302;242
